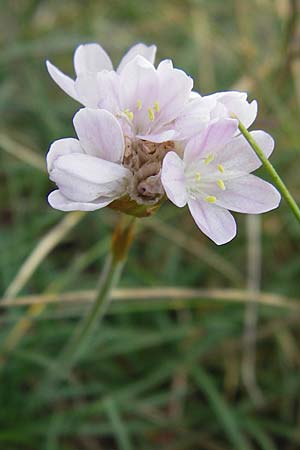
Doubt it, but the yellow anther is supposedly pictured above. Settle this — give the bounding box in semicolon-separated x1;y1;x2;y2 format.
124;109;134;121
217;179;225;190
154;101;160;112
217;164;225;173
204;153;215;165
136;99;142;110
205;196;217;203
148;107;155;121
194;172;201;181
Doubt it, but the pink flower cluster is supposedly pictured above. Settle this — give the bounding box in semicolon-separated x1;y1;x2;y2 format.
46;43;280;244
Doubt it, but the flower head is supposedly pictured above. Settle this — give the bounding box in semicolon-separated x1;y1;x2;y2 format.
161;119;281;244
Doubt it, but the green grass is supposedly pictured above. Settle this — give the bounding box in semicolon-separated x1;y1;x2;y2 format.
1;0;300;449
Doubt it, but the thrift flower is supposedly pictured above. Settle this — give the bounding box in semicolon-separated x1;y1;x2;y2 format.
116;56;193;142
175;91;258;140
48;46;194;143
47;108;132;211
46;43;198;205
161;119;281;245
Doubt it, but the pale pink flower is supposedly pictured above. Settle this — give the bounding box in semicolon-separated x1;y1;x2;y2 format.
161;119;281;245
115;56;193;142
175;90;257;140
47;41;196;141
45;46;193;209
47;108;132;211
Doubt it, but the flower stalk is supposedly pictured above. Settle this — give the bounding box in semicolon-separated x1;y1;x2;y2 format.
238;121;300;223
59;216;136;370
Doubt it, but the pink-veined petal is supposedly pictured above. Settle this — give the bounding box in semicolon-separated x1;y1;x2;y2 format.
213;174;281;213
117;43;157;73
209;91;257;129
50;153;131;202
188;198;237;245
119;55;159;132
161;151;187;207
215;130;275;177
74;70;120;112
173;95;217;140
73;43;113;75
155;59;193;124
184;118;238;164
74;72;102;108
46;60;78;101
73;108;124;162
47;138;84;172
48;190;114;212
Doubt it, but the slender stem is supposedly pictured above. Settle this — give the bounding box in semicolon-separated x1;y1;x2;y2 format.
60;216;136;369
36;217;136;396
60;254;124;366
238;121;300;223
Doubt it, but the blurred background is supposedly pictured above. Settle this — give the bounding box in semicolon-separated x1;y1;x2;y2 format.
0;0;300;449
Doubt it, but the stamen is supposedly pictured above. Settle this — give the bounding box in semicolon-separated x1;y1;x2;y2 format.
124;109;134;121
204;153;215;165
154;101;160;112
205;196;217;203
194;172;201;181
136;99;142;110
148;107;155;121
217;164;225;173
217;179;225;190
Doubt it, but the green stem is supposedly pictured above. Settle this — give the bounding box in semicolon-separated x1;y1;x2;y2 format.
238;121;300;223
60;217;136;368
35;217;136;398
61;254;125;365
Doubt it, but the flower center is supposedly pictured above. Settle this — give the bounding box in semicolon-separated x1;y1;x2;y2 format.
123;138;174;204
121;100;161;129
185;152;226;203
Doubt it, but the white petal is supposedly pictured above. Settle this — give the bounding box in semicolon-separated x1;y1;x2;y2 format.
47;138;84;172
73;43;113;75
188;199;237;245
74;72;102;108
174;96;215;140
74;70;120;111
117;43;157;73
210;91;257;129
189;91;202;100
96;71;120;112
119;55;159;133
50;153;131;202
137;129;176;143
73;108;124;162
216;130;275;177
154;59;193;124
48;190;113;211
184;119;238;164
213;174;281;213
209;91;248;103
46;60;78;102
161;151;187;207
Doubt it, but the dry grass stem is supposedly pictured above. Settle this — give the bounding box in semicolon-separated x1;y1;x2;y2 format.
4;212;85;300
1;287;300;311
